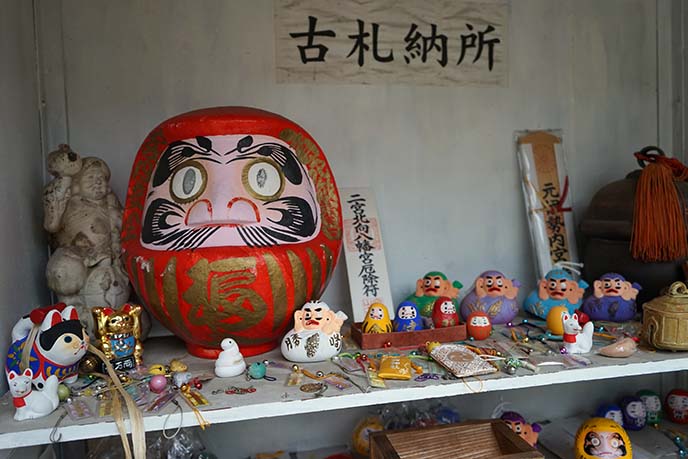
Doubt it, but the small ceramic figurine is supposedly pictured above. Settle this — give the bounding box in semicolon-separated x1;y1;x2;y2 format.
215;338;246;377
281;300;347;362
460;270;521;324
92;303;143;371
637;390;662;425
562;312;594;354
246;362;276;381
466;311;492;340
6;303;89;387
500;411;541;447
598;338;638;358
523;269;588;320
620;396;646;430
404;271;463;318
362;303;393;334
432;296;460;328
595;404;624;427
581;273;641;322
575;418;632;459
394;301;423;332
7;369;59;421
665;389;688;424
43;145;131;335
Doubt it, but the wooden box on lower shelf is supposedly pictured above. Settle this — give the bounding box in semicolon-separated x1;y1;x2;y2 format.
369;420;543;459
351;322;466;349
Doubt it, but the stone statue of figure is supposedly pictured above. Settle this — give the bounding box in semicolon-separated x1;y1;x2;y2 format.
43;144;131;334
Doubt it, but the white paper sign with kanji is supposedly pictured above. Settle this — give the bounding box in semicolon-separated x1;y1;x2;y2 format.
341;188;394;321
275;0;508;86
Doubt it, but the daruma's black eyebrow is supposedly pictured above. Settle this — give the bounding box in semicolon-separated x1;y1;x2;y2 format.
153;138;220;187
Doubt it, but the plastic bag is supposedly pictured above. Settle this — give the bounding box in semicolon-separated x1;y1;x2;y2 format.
516;130;579;278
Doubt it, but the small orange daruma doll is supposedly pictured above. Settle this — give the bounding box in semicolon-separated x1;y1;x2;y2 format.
466;311;492;340
121;107;342;358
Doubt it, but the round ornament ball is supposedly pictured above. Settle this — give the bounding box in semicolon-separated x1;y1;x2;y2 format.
57;384;70;401
546;305;570;336
149;375;168;394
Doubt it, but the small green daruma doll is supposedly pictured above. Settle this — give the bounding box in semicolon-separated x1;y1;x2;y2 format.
637;389;662;425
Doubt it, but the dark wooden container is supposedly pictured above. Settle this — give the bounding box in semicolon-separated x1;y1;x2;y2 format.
581;158;688;305
369;420;543;459
351;322;466;350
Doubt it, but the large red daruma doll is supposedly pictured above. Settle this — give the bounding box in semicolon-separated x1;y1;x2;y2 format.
121;107;342;358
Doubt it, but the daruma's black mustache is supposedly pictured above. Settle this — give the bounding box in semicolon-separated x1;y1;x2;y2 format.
142;196;317;249
142;198;219;250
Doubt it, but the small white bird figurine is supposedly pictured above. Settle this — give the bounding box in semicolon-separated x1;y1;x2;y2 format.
214;338;246;378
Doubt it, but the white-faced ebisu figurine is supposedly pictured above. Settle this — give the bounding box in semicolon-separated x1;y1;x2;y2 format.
281;301;347;362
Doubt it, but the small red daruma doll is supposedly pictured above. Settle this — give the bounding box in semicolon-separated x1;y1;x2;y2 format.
467;311;492;340
121;107;343;358
665;389;688;423
432;296;459;328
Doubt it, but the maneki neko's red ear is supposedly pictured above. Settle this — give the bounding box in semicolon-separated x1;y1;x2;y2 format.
102;308;115;316
67;307;79;321
50;311;62;327
122;304;132;314
29;302;67;325
8;371;16;380
22;369;32;378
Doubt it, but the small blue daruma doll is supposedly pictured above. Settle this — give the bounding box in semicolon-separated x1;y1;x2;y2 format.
595;403;624;427
393;301;423;332
523;269;588;320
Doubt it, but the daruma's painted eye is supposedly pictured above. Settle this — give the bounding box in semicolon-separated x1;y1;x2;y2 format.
243;159;283;200
170;161;207;203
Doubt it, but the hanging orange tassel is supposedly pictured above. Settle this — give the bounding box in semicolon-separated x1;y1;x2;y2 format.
631;161;688;262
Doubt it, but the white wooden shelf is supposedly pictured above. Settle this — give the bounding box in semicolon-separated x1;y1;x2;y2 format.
1;333;687;450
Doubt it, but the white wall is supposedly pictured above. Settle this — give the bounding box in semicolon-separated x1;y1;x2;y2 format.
0;1;50;393
50;0;659;314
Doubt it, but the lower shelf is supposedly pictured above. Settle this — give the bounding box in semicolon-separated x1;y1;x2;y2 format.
1;331;687;450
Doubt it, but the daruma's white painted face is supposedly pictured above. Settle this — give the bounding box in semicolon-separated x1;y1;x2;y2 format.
398;306;416;319
641;395;661;412
141;134;320;250
625;401;645;419
605;410;623;426
439;301;455;314
369;307;384;320
470;316;490;326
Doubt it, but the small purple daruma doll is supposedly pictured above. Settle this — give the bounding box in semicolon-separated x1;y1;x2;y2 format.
620;396;646;431
460;271;521;324
581;273;641;322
